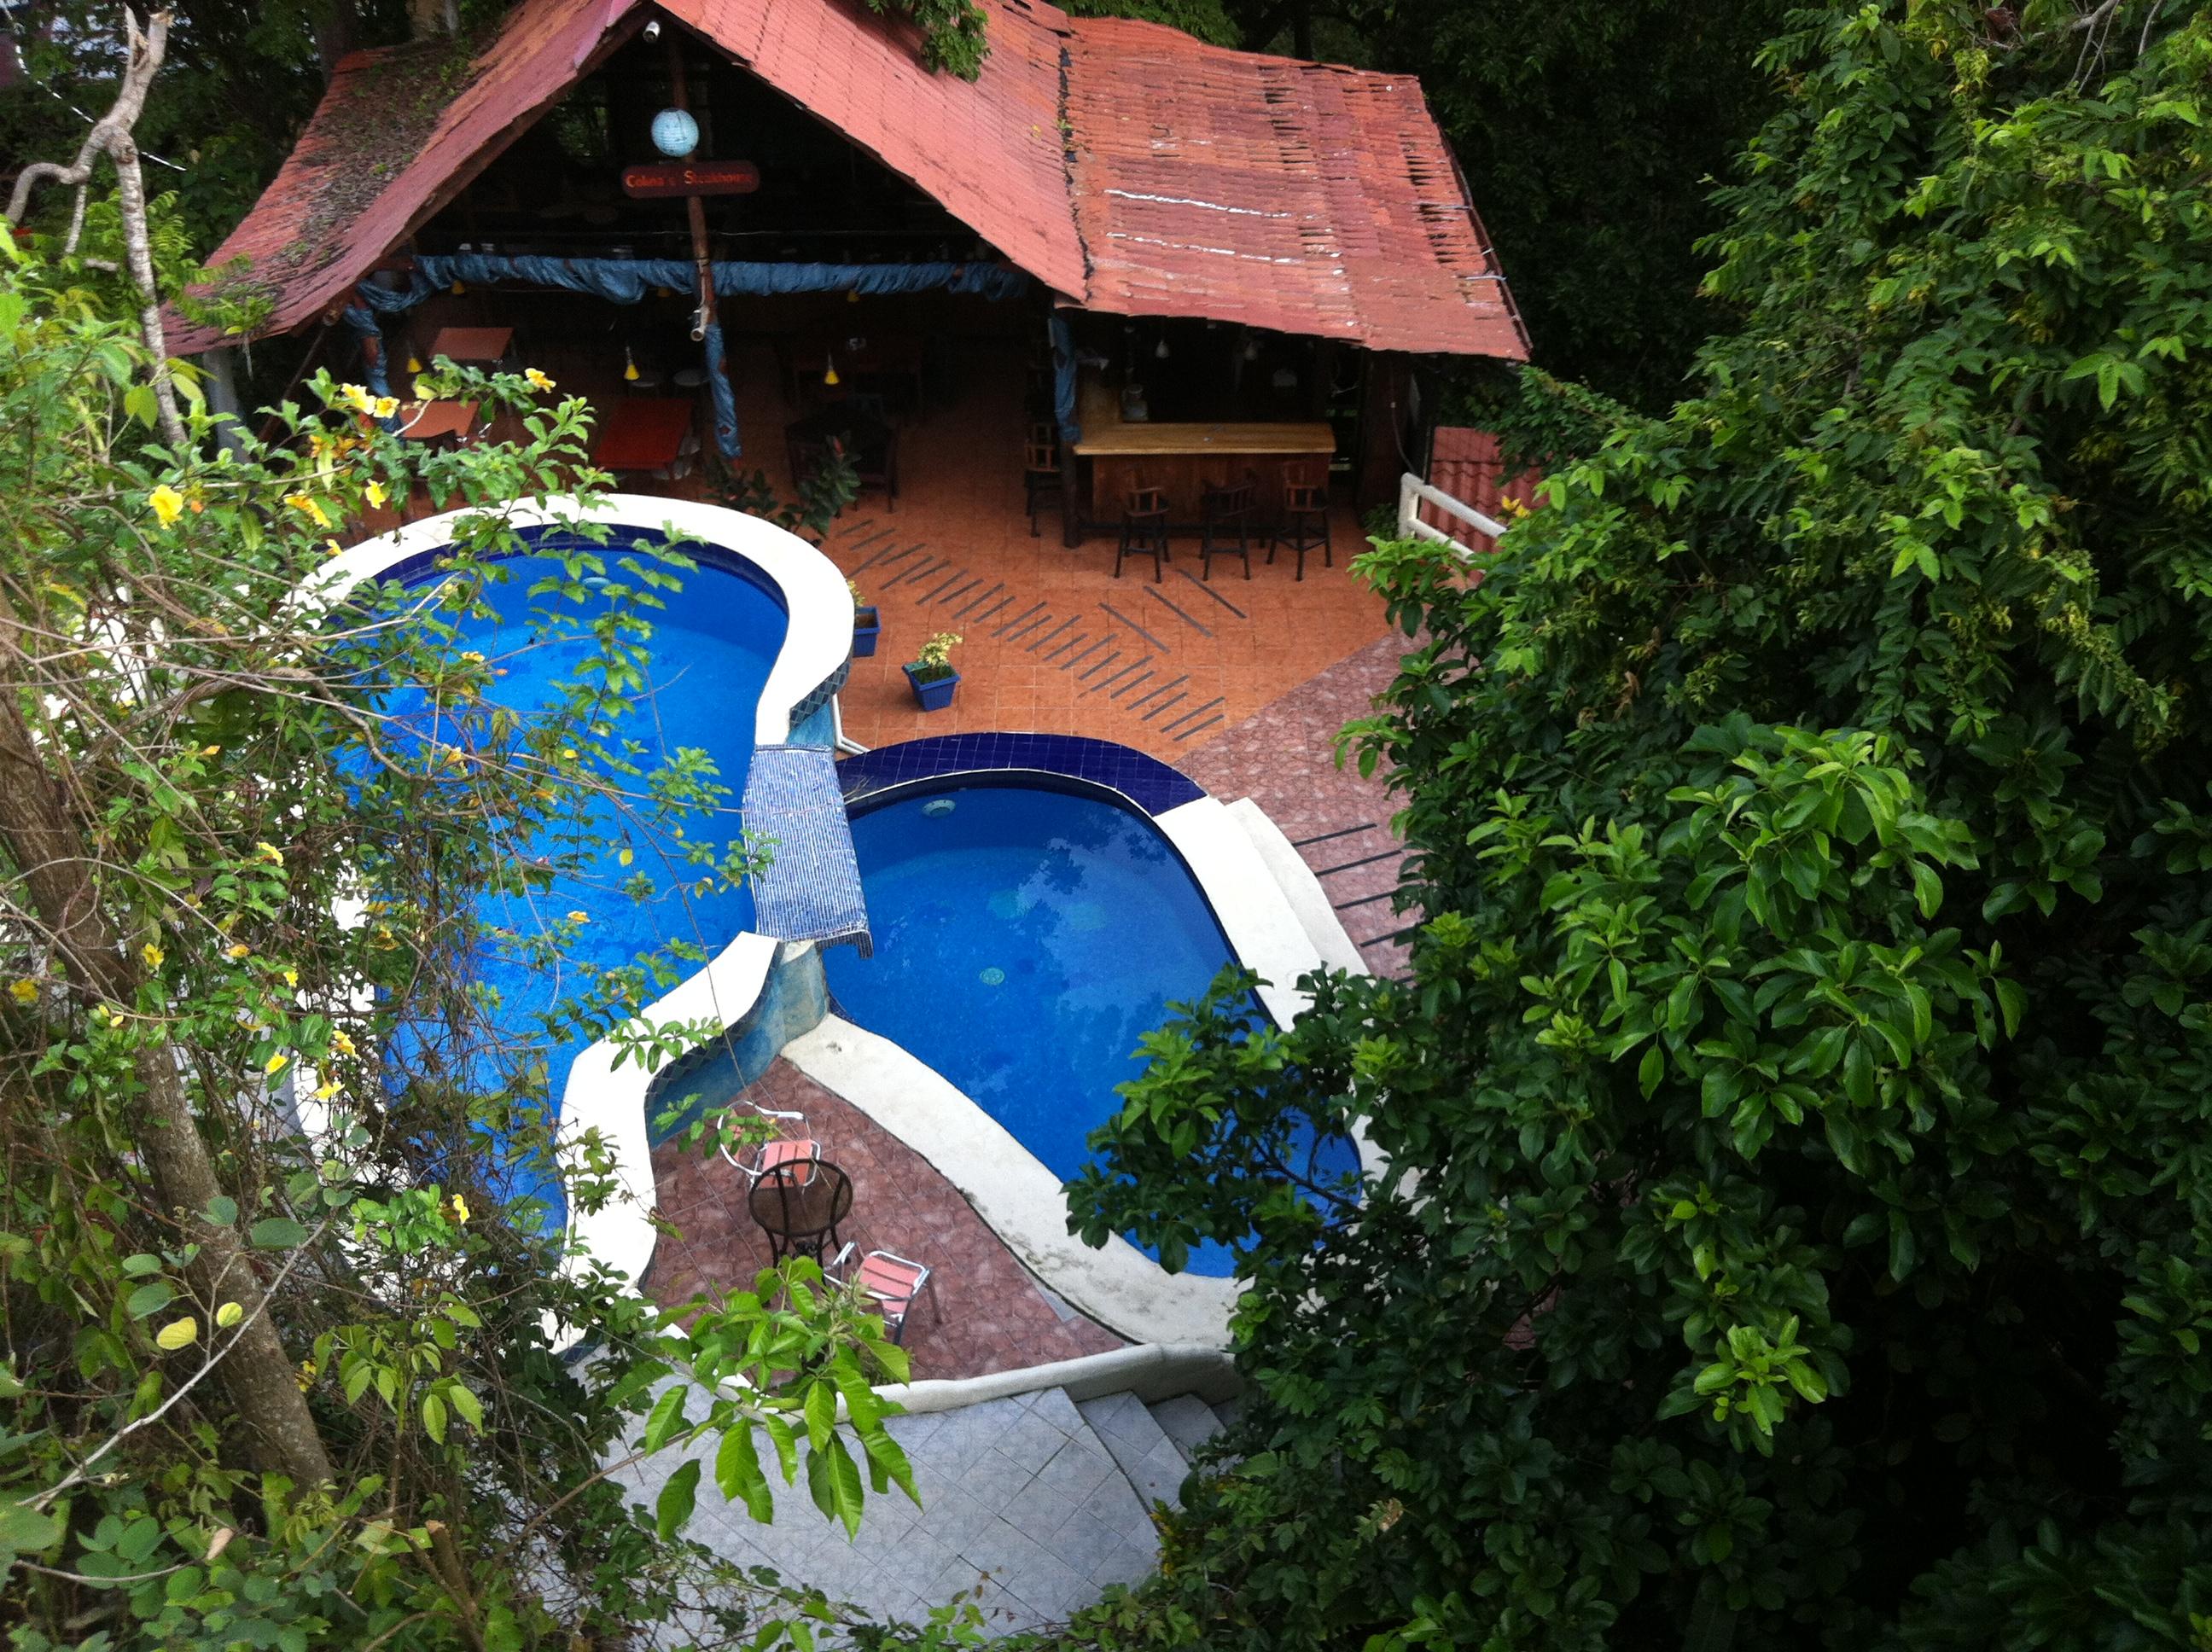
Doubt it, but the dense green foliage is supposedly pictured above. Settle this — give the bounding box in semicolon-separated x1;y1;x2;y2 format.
0;248;940;1648
1069;2;2212;1646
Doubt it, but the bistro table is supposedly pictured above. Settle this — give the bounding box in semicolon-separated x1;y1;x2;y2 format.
592;397;696;474
428;325;515;368
748;1160;854;1264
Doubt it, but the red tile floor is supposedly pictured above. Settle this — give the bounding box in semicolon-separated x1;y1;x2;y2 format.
645;1062;1126;1378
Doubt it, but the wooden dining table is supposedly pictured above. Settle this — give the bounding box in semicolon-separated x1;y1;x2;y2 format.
591;397;696;474
393;399;480;445
428;325;514;367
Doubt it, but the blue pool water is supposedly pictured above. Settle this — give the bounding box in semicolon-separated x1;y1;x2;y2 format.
824;781;1345;1277
393;541;788;1225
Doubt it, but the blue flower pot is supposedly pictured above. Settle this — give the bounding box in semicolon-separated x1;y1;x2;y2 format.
905;664;959;712
853;609;880;658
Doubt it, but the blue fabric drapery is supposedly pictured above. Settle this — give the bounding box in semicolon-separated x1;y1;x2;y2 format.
1048;310;1080;445
348;254;1030;459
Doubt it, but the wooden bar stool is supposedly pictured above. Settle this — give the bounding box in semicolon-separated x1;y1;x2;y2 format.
1116;483;1171;582
1023;423;1063;539
1199;472;1257;581
1270;460;1333;580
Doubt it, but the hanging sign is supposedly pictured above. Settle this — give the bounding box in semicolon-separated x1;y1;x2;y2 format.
620;160;760;199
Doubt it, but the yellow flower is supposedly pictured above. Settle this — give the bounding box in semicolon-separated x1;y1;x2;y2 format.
331;1031;357;1057
315;1081;339;1102
284;493;332;530
524;368;556;392
201;745;220;757
296;1358;317;1391
255;842;284;864
282;967;299;987
372;396;399;419
226;943;251;960
567;910;589;924
265;1052;289;1077
148;484;186;529
365;480;388;509
141;942;165;970
338;383;375;415
449;1194;470;1224
324;538;343;558
8;979;38;1004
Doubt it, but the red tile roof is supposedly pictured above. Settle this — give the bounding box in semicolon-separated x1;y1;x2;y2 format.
169;0;1526;362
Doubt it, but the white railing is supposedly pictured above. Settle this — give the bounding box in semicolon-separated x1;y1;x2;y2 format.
1398;470;1508;561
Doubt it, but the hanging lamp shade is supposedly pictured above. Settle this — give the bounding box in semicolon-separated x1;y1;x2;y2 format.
406;354;424;374
624;347;640;383
823;353;841;387
451;280;465;295
847;288;861;304
651;108;701;158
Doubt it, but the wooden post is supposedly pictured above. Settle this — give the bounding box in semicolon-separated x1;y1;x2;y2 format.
664;30;716;342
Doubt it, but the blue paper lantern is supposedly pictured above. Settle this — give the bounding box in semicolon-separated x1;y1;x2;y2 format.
651;108;700;158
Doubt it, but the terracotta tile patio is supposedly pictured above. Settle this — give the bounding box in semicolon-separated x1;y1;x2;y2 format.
643;1060;1126;1379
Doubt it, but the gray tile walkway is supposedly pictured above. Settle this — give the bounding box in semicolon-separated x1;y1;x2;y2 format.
606;1386;1159;1634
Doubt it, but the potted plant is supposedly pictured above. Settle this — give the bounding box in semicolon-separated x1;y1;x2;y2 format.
850;578;880;658
903;631;961;712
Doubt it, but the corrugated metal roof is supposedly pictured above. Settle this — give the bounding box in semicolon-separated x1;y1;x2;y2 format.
168;0;1527;361
1065;18;1521;355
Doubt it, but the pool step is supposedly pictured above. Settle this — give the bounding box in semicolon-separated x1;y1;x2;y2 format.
1224;797;1368;977
1076;1390;1192;1511
1145;1393;1226;1463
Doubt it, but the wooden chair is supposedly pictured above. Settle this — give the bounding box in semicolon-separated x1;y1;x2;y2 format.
1023;424;1062;539
1269;460;1333;580
1199;472;1257;581
1116;483;1171;582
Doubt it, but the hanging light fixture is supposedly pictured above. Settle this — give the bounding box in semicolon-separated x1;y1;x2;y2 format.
406;352;424;374
651;108;701;158
1243;334;1261;362
451;279;465;295
847;288;861;304
823;353;841;387
623;346;640;383
1155;335;1171;360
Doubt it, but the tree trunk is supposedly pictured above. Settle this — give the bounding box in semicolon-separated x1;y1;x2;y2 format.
0;637;334;1490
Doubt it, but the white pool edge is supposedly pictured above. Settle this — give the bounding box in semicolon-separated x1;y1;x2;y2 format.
310;496;850;1347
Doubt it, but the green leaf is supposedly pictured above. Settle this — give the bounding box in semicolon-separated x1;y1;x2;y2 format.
803;1380;835;1451
248;1216;309;1249
806;1434;866;1537
643;1384;689;1453
421;1391;447;1444
656;1457;701;1539
126;1282;175;1319
0;1499;61;1558
203;1195;239;1227
715;1424;775;1523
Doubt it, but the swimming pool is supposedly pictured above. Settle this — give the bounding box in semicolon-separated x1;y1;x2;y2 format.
823;778;1342;1277
389;534;789;1224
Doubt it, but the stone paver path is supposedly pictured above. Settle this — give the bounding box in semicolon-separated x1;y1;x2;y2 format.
612;1387;1160;1633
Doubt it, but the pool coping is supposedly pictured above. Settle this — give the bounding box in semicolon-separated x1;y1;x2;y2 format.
300;495;852;1339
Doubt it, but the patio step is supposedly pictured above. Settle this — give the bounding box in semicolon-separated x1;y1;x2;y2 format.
1146;1393;1226;1463
1075;1389;1192;1512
